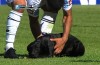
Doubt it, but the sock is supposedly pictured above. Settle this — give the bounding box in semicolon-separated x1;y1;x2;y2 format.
40;12;57;35
40;15;54;34
6;10;22;51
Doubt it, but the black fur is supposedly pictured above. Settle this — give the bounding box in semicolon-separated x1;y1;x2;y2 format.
27;33;85;58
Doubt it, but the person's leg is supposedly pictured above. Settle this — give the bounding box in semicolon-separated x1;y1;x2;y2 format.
28;15;42;39
27;7;42;39
27;0;42;39
5;0;26;58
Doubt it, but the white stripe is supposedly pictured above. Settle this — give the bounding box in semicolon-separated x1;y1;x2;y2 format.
80;0;88;5
89;0;96;5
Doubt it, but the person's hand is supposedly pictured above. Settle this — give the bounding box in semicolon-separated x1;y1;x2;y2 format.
50;37;68;54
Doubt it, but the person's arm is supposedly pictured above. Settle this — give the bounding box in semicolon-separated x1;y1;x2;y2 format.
50;0;72;54
50;9;72;54
62;9;72;44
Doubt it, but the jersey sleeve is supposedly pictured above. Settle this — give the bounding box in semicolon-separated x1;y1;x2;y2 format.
63;0;72;11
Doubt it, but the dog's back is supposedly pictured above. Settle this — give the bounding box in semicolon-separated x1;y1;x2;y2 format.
48;33;85;57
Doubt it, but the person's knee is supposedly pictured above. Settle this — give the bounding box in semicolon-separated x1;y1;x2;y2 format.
14;0;26;12
6;0;26;13
27;9;39;17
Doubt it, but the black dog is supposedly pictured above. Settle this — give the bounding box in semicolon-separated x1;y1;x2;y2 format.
27;33;85;58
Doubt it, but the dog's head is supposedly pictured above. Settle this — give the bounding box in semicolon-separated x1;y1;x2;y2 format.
27;35;55;58
27;39;41;58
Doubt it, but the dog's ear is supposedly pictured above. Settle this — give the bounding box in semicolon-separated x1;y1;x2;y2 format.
27;39;41;58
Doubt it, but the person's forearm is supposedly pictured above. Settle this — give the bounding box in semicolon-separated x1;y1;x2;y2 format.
62;14;72;41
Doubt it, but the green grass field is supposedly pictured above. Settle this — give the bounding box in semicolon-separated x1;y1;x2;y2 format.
0;5;100;65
